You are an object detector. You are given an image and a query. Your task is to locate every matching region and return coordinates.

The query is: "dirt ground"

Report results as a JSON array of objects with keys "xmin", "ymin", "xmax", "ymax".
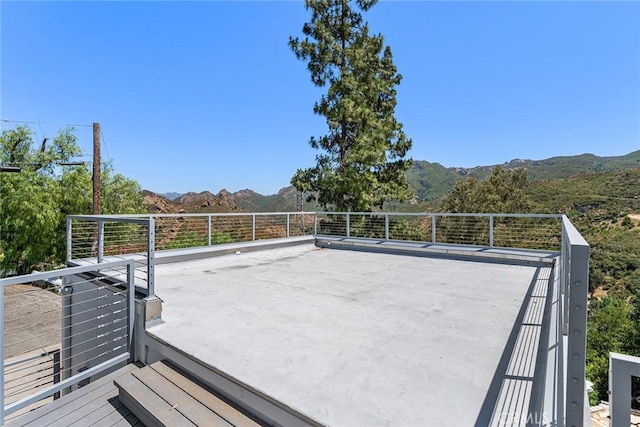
[{"xmin": 4, "ymin": 284, "xmax": 61, "ymax": 358}]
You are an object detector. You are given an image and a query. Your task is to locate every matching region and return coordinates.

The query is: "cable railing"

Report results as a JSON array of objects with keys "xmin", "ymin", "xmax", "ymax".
[
  {"xmin": 314, "ymin": 212, "xmax": 563, "ymax": 251},
  {"xmin": 62, "ymin": 212, "xmax": 591, "ymax": 425},
  {"xmin": 67, "ymin": 213, "xmax": 315, "ymax": 297},
  {"xmin": 0, "ymin": 260, "xmax": 135, "ymax": 424},
  {"xmin": 67, "ymin": 215, "xmax": 153, "ymax": 296}
]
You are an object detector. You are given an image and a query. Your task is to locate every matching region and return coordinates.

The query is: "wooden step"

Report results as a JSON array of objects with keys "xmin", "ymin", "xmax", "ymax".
[{"xmin": 114, "ymin": 360, "xmax": 262, "ymax": 427}]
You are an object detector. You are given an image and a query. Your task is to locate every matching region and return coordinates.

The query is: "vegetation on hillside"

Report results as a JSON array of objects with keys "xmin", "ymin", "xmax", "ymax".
[
  {"xmin": 0, "ymin": 126, "xmax": 144, "ymax": 274},
  {"xmin": 437, "ymin": 166, "xmax": 640, "ymax": 405},
  {"xmin": 526, "ymin": 169, "xmax": 640, "ymax": 405},
  {"xmin": 290, "ymin": 0, "xmax": 413, "ymax": 212},
  {"xmin": 406, "ymin": 150, "xmax": 640, "ymax": 202}
]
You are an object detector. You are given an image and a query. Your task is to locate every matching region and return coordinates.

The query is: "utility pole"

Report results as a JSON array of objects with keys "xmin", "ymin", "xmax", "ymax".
[{"xmin": 92, "ymin": 122, "xmax": 101, "ymax": 215}]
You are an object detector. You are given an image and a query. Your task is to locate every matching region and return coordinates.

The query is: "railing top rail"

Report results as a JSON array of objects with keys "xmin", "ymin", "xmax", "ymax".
[
  {"xmin": 321, "ymin": 212, "xmax": 563, "ymax": 218},
  {"xmin": 69, "ymin": 212, "xmax": 318, "ymax": 219},
  {"xmin": 562, "ymin": 215, "xmax": 589, "ymax": 247},
  {"xmin": 67, "ymin": 215, "xmax": 150, "ymax": 224},
  {"xmin": 69, "ymin": 212, "xmax": 563, "ymax": 219},
  {"xmin": 0, "ymin": 259, "xmax": 135, "ymax": 287}
]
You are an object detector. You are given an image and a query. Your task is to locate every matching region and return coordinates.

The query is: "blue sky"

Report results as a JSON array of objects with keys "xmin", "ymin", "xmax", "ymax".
[{"xmin": 1, "ymin": 1, "xmax": 639, "ymax": 195}]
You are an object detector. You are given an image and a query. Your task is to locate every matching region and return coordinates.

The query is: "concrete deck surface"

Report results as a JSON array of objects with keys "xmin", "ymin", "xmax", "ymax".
[{"xmin": 148, "ymin": 244, "xmax": 539, "ymax": 426}]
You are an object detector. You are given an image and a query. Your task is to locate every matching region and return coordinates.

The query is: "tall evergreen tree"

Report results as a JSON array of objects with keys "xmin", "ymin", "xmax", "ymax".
[{"xmin": 290, "ymin": 0, "xmax": 412, "ymax": 212}]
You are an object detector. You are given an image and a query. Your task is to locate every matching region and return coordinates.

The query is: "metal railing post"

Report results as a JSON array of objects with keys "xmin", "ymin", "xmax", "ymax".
[
  {"xmin": 60, "ymin": 281, "xmax": 72, "ymax": 395},
  {"xmin": 563, "ymin": 232, "xmax": 570, "ymax": 336},
  {"xmin": 564, "ymin": 217, "xmax": 589, "ymax": 427},
  {"xmin": 432, "ymin": 214, "xmax": 437, "ymax": 243},
  {"xmin": 313, "ymin": 214, "xmax": 318, "ymax": 235},
  {"xmin": 286, "ymin": 213, "xmax": 290, "ymax": 238},
  {"xmin": 97, "ymin": 220, "xmax": 104, "ymax": 263},
  {"xmin": 489, "ymin": 215, "xmax": 494, "ymax": 247},
  {"xmin": 147, "ymin": 217, "xmax": 156, "ymax": 298},
  {"xmin": 609, "ymin": 353, "xmax": 640, "ymax": 427},
  {"xmin": 127, "ymin": 261, "xmax": 135, "ymax": 362},
  {"xmin": 384, "ymin": 214, "xmax": 389, "ymax": 240},
  {"xmin": 346, "ymin": 213, "xmax": 350, "ymax": 238},
  {"xmin": 1, "ymin": 273, "xmax": 5, "ymax": 424},
  {"xmin": 207, "ymin": 215, "xmax": 212, "ymax": 246},
  {"xmin": 66, "ymin": 217, "xmax": 73, "ymax": 263},
  {"xmin": 252, "ymin": 214, "xmax": 256, "ymax": 241}
]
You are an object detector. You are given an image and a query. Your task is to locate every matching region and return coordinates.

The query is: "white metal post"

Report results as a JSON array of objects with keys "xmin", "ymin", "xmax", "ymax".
[
  {"xmin": 207, "ymin": 215, "xmax": 212, "ymax": 246},
  {"xmin": 127, "ymin": 261, "xmax": 135, "ymax": 362},
  {"xmin": 286, "ymin": 214, "xmax": 290, "ymax": 238},
  {"xmin": 252, "ymin": 214, "xmax": 256, "ymax": 241},
  {"xmin": 432, "ymin": 215, "xmax": 437, "ymax": 243},
  {"xmin": 313, "ymin": 214, "xmax": 317, "ymax": 235},
  {"xmin": 489, "ymin": 215, "xmax": 494, "ymax": 247},
  {"xmin": 97, "ymin": 220, "xmax": 104, "ymax": 263},
  {"xmin": 1, "ymin": 276, "xmax": 5, "ymax": 424},
  {"xmin": 346, "ymin": 213, "xmax": 350, "ymax": 238},
  {"xmin": 384, "ymin": 214, "xmax": 389, "ymax": 240},
  {"xmin": 564, "ymin": 223, "xmax": 589, "ymax": 427},
  {"xmin": 147, "ymin": 217, "xmax": 155, "ymax": 298},
  {"xmin": 66, "ymin": 217, "xmax": 72, "ymax": 263},
  {"xmin": 609, "ymin": 353, "xmax": 640, "ymax": 427}
]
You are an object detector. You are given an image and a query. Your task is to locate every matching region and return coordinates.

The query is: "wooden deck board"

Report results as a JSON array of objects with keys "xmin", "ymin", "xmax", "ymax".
[
  {"xmin": 7, "ymin": 364, "xmax": 140, "ymax": 427},
  {"xmin": 131, "ymin": 365, "xmax": 233, "ymax": 427},
  {"xmin": 151, "ymin": 361, "xmax": 262, "ymax": 427},
  {"xmin": 38, "ymin": 386, "xmax": 120, "ymax": 426},
  {"xmin": 109, "ymin": 410, "xmax": 142, "ymax": 427},
  {"xmin": 64, "ymin": 391, "xmax": 128, "ymax": 426},
  {"xmin": 115, "ymin": 373, "xmax": 197, "ymax": 427}
]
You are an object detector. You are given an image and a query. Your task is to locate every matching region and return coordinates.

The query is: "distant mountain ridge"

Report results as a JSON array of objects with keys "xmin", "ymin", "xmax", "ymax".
[
  {"xmin": 145, "ymin": 150, "xmax": 640, "ymax": 212},
  {"xmin": 406, "ymin": 150, "xmax": 640, "ymax": 201},
  {"xmin": 160, "ymin": 192, "xmax": 183, "ymax": 201}
]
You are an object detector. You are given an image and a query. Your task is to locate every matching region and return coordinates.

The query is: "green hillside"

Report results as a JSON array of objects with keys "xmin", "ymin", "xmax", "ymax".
[
  {"xmin": 406, "ymin": 150, "xmax": 640, "ymax": 202},
  {"xmin": 527, "ymin": 168, "xmax": 640, "ymax": 405}
]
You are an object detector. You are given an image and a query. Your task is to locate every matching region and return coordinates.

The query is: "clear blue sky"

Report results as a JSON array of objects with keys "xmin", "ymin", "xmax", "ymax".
[{"xmin": 1, "ymin": 1, "xmax": 639, "ymax": 195}]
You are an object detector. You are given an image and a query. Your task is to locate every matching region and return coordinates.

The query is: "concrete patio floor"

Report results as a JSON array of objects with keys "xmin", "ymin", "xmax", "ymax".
[{"xmin": 148, "ymin": 244, "xmax": 542, "ymax": 426}]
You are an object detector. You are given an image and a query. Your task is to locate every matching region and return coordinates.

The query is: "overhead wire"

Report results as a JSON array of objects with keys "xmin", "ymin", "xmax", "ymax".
[
  {"xmin": 100, "ymin": 130, "xmax": 112, "ymax": 164},
  {"xmin": 1, "ymin": 119, "xmax": 92, "ymax": 128}
]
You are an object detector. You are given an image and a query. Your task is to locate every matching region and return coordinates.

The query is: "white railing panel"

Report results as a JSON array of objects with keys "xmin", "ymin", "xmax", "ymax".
[{"xmin": 1, "ymin": 260, "xmax": 135, "ymax": 423}]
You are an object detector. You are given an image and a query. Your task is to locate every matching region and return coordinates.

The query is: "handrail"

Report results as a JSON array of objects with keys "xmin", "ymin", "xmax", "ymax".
[
  {"xmin": 1, "ymin": 259, "xmax": 136, "ymax": 423},
  {"xmin": 63, "ymin": 212, "xmax": 590, "ymax": 426},
  {"xmin": 559, "ymin": 215, "xmax": 590, "ymax": 427}
]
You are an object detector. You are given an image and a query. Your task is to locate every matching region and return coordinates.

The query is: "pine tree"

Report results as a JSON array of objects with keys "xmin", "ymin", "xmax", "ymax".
[{"xmin": 290, "ymin": 0, "xmax": 412, "ymax": 212}]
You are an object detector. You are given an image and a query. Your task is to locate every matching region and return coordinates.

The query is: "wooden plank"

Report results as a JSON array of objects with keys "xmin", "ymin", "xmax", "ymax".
[
  {"xmin": 132, "ymin": 366, "xmax": 233, "ymax": 427},
  {"xmin": 151, "ymin": 361, "xmax": 262, "ymax": 427},
  {"xmin": 38, "ymin": 387, "xmax": 119, "ymax": 426},
  {"xmin": 65, "ymin": 394, "xmax": 127, "ymax": 426},
  {"xmin": 8, "ymin": 364, "xmax": 138, "ymax": 427},
  {"xmin": 109, "ymin": 410, "xmax": 141, "ymax": 427},
  {"xmin": 115, "ymin": 373, "xmax": 196, "ymax": 427}
]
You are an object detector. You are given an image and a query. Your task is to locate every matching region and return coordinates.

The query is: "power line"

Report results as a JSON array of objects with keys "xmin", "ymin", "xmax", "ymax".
[
  {"xmin": 1, "ymin": 119, "xmax": 92, "ymax": 128},
  {"xmin": 100, "ymin": 130, "xmax": 111, "ymax": 164}
]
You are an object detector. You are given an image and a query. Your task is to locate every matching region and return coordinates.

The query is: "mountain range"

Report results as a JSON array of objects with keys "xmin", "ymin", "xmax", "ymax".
[{"xmin": 144, "ymin": 150, "xmax": 640, "ymax": 213}]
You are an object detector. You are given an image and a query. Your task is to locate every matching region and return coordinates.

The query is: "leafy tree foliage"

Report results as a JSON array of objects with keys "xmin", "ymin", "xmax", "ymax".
[
  {"xmin": 586, "ymin": 296, "xmax": 639, "ymax": 405},
  {"xmin": 290, "ymin": 0, "xmax": 413, "ymax": 212},
  {"xmin": 0, "ymin": 126, "xmax": 144, "ymax": 274},
  {"xmin": 440, "ymin": 166, "xmax": 532, "ymax": 213}
]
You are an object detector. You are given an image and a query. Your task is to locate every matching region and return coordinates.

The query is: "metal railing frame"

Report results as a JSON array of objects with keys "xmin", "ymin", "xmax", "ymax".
[
  {"xmin": 609, "ymin": 352, "xmax": 640, "ymax": 427},
  {"xmin": 68, "ymin": 212, "xmax": 567, "ymax": 299},
  {"xmin": 315, "ymin": 212, "xmax": 562, "ymax": 248},
  {"xmin": 0, "ymin": 259, "xmax": 136, "ymax": 424},
  {"xmin": 64, "ymin": 211, "xmax": 591, "ymax": 426},
  {"xmin": 559, "ymin": 216, "xmax": 590, "ymax": 427},
  {"xmin": 67, "ymin": 215, "xmax": 154, "ymax": 297}
]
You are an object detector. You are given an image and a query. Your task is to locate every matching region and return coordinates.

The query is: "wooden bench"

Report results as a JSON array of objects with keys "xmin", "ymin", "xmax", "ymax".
[{"xmin": 114, "ymin": 360, "xmax": 263, "ymax": 427}]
